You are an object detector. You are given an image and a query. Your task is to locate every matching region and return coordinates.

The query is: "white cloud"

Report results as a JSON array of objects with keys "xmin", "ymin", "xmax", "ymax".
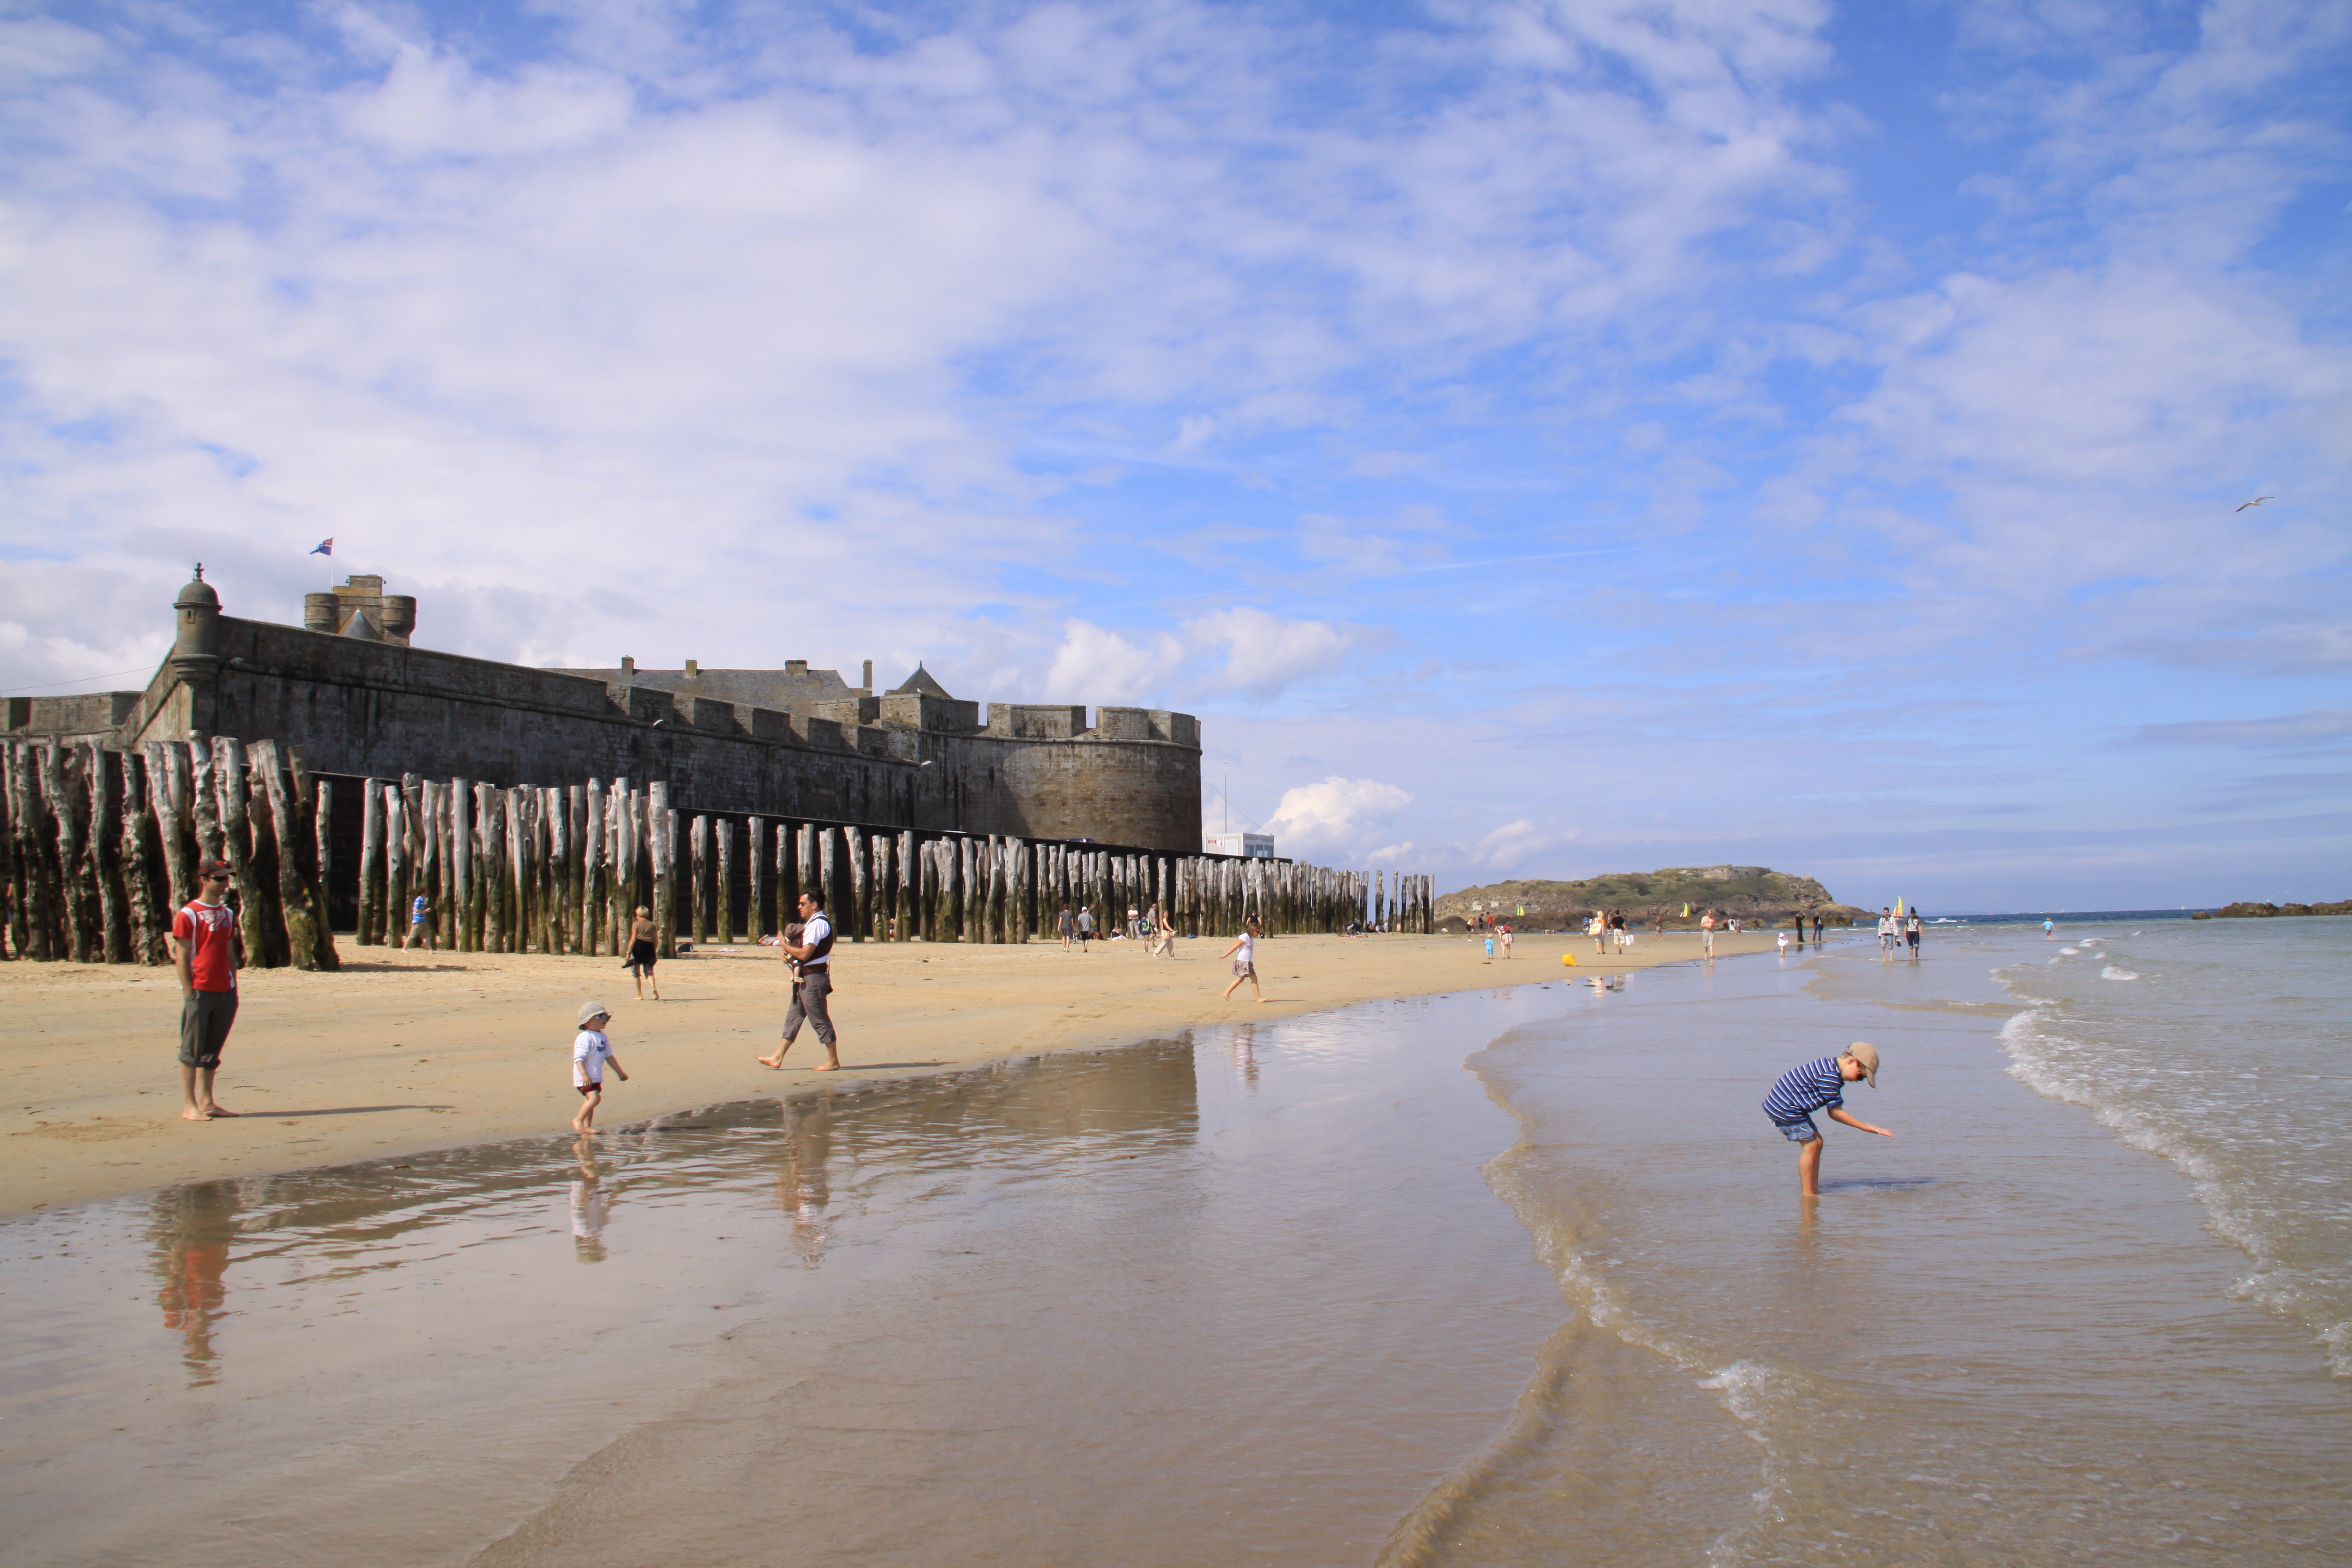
[
  {"xmin": 1263, "ymin": 775, "xmax": 1415, "ymax": 861},
  {"xmin": 1041, "ymin": 619, "xmax": 1181, "ymax": 705},
  {"xmin": 1183, "ymin": 607, "xmax": 1368, "ymax": 699}
]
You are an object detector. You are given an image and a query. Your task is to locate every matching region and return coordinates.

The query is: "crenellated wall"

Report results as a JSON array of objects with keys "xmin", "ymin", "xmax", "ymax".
[{"xmin": 6, "ymin": 576, "xmax": 1206, "ymax": 853}]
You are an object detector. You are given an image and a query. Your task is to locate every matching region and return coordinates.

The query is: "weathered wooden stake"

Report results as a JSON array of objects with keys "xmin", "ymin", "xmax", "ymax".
[
  {"xmin": 383, "ymin": 784, "xmax": 408, "ymax": 956},
  {"xmin": 359, "ymin": 780, "xmax": 383, "ymax": 945},
  {"xmin": 715, "ymin": 817, "xmax": 735, "ymax": 944},
  {"xmin": 689, "ymin": 814, "xmax": 709, "ymax": 945}
]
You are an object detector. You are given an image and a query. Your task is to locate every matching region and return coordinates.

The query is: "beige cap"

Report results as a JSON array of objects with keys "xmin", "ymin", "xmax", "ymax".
[
  {"xmin": 1844, "ymin": 1041, "xmax": 1879, "ymax": 1087},
  {"xmin": 578, "ymin": 1001, "xmax": 611, "ymax": 1027}
]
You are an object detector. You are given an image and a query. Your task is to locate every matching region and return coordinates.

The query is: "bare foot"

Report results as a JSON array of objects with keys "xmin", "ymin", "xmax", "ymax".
[
  {"xmin": 813, "ymin": 1061, "xmax": 841, "ymax": 1072},
  {"xmin": 181, "ymin": 1106, "xmax": 209, "ymax": 1122},
  {"xmin": 756, "ymin": 1054, "xmax": 784, "ymax": 1069},
  {"xmin": 203, "ymin": 1104, "xmax": 239, "ymax": 1117}
]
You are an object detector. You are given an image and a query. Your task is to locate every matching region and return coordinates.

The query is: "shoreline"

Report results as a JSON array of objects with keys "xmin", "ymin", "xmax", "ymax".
[{"xmin": 0, "ymin": 928, "xmax": 1793, "ymax": 1219}]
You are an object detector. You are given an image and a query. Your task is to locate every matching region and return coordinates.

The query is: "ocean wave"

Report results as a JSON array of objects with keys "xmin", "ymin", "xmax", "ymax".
[
  {"xmin": 1993, "ymin": 997, "xmax": 2350, "ymax": 1378},
  {"xmin": 2100, "ymin": 965, "xmax": 2139, "ymax": 980}
]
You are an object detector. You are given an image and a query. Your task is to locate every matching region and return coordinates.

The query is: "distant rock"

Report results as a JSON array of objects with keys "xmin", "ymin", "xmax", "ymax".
[
  {"xmin": 1436, "ymin": 867, "xmax": 1871, "ymax": 931},
  {"xmin": 2216, "ymin": 900, "xmax": 2352, "ymax": 918}
]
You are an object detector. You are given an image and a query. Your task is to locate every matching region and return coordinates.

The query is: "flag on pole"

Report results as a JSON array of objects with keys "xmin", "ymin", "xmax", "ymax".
[{"xmin": 310, "ymin": 538, "xmax": 334, "ymax": 556}]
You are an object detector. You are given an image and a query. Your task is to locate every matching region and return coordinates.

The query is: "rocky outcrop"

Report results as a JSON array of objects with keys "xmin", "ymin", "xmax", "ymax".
[
  {"xmin": 1436, "ymin": 866, "xmax": 1871, "ymax": 931},
  {"xmin": 2215, "ymin": 900, "xmax": 2352, "ymax": 918}
]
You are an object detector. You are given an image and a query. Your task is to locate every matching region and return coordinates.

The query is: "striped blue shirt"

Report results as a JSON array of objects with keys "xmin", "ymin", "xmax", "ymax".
[{"xmin": 1763, "ymin": 1057, "xmax": 1846, "ymax": 1122}]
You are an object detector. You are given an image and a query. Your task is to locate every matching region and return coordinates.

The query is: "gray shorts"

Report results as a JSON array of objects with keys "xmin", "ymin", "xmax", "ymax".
[
  {"xmin": 784, "ymin": 967, "xmax": 835, "ymax": 1048},
  {"xmin": 179, "ymin": 989, "xmax": 238, "ymax": 1069}
]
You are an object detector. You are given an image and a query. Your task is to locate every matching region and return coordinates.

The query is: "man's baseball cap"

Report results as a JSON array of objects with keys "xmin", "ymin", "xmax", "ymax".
[
  {"xmin": 198, "ymin": 859, "xmax": 233, "ymax": 879},
  {"xmin": 578, "ymin": 1001, "xmax": 611, "ymax": 1027},
  {"xmin": 1844, "ymin": 1041, "xmax": 1880, "ymax": 1086}
]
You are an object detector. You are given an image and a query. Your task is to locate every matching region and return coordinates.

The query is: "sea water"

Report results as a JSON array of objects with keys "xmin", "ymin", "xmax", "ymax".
[
  {"xmin": 1403, "ymin": 917, "xmax": 2351, "ymax": 1566},
  {"xmin": 2, "ymin": 921, "xmax": 2346, "ymax": 1565}
]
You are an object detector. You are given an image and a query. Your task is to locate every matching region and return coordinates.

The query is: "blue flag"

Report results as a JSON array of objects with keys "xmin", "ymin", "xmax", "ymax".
[{"xmin": 310, "ymin": 538, "xmax": 334, "ymax": 556}]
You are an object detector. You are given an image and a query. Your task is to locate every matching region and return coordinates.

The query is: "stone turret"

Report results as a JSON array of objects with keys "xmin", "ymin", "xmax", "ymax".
[
  {"xmin": 303, "ymin": 574, "xmax": 416, "ymax": 646},
  {"xmin": 170, "ymin": 566, "xmax": 223, "ymax": 681}
]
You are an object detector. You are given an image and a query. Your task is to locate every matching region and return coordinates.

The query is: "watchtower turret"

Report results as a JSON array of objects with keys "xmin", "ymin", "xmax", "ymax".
[{"xmin": 170, "ymin": 565, "xmax": 223, "ymax": 680}]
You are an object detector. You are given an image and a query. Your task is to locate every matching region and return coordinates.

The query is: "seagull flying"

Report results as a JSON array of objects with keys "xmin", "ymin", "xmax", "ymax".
[{"xmin": 2235, "ymin": 497, "xmax": 2272, "ymax": 512}]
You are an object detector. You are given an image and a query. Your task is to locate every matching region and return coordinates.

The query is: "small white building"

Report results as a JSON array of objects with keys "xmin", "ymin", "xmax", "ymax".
[{"xmin": 1205, "ymin": 832, "xmax": 1275, "ymax": 859}]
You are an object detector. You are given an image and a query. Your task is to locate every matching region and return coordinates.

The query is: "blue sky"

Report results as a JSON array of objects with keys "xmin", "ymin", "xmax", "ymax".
[{"xmin": 0, "ymin": 0, "xmax": 2345, "ymax": 910}]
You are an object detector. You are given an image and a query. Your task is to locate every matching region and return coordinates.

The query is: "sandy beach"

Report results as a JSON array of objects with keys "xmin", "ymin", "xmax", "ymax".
[{"xmin": 0, "ymin": 927, "xmax": 1784, "ymax": 1218}]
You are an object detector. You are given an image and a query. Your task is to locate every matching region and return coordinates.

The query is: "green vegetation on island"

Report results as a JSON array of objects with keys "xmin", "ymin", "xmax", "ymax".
[{"xmin": 1435, "ymin": 866, "xmax": 1869, "ymax": 931}]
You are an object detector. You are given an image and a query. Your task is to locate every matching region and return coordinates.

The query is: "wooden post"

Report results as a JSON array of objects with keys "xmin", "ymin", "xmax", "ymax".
[
  {"xmin": 689, "ymin": 814, "xmax": 709, "ymax": 946},
  {"xmin": 449, "ymin": 778, "xmax": 473, "ymax": 952},
  {"xmin": 77, "ymin": 744, "xmax": 125, "ymax": 963},
  {"xmin": 777, "ymin": 819, "xmax": 798, "ymax": 932},
  {"xmin": 359, "ymin": 780, "xmax": 383, "ymax": 945},
  {"xmin": 856, "ymin": 827, "xmax": 875, "ymax": 940},
  {"xmin": 430, "ymin": 782, "xmax": 452, "ymax": 950},
  {"xmin": 716, "ymin": 817, "xmax": 735, "ymax": 945},
  {"xmin": 382, "ymin": 783, "xmax": 407, "ymax": 955},
  {"xmin": 207, "ymin": 740, "xmax": 270, "ymax": 968},
  {"xmin": 546, "ymin": 788, "xmax": 570, "ymax": 954},
  {"xmin": 745, "ymin": 818, "xmax": 765, "ymax": 941},
  {"xmin": 277, "ymin": 740, "xmax": 339, "ymax": 967},
  {"xmin": 895, "ymin": 830, "xmax": 915, "ymax": 942},
  {"xmin": 477, "ymin": 782, "xmax": 505, "ymax": 953},
  {"xmin": 6, "ymin": 744, "xmax": 46, "ymax": 959},
  {"xmin": 567, "ymin": 784, "xmax": 588, "ymax": 954},
  {"xmin": 115, "ymin": 753, "xmax": 159, "ymax": 964},
  {"xmin": 504, "ymin": 787, "xmax": 529, "ymax": 952},
  {"xmin": 315, "ymin": 778, "xmax": 337, "ymax": 940},
  {"xmin": 36, "ymin": 745, "xmax": 87, "ymax": 962},
  {"xmin": 795, "ymin": 824, "xmax": 815, "ymax": 928},
  {"xmin": 583, "ymin": 783, "xmax": 606, "ymax": 956},
  {"xmin": 145, "ymin": 741, "xmax": 192, "ymax": 921},
  {"xmin": 249, "ymin": 741, "xmax": 323, "ymax": 971},
  {"xmin": 647, "ymin": 784, "xmax": 674, "ymax": 958}
]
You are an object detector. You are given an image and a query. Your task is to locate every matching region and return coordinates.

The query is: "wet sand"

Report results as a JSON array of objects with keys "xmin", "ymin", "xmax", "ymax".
[{"xmin": 0, "ymin": 927, "xmax": 1783, "ymax": 1218}]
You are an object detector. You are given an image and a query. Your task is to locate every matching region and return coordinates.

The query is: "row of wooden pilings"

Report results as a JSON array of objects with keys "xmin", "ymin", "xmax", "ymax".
[
  {"xmin": 3, "ymin": 736, "xmax": 338, "ymax": 970},
  {"xmin": 0, "ymin": 735, "xmax": 1434, "ymax": 965},
  {"xmin": 350, "ymin": 770, "xmax": 1435, "ymax": 956}
]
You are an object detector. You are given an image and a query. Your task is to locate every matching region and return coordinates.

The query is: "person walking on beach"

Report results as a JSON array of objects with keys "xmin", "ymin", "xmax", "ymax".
[
  {"xmin": 759, "ymin": 890, "xmax": 842, "ymax": 1072},
  {"xmin": 1612, "ymin": 908, "xmax": 1628, "ymax": 951},
  {"xmin": 1812, "ymin": 913, "xmax": 1824, "ymax": 943},
  {"xmin": 1058, "ymin": 905, "xmax": 1075, "ymax": 951},
  {"xmin": 625, "ymin": 907, "xmax": 661, "ymax": 1001},
  {"xmin": 1076, "ymin": 906, "xmax": 1095, "ymax": 951},
  {"xmin": 1762, "ymin": 1042, "xmax": 1889, "ymax": 1198},
  {"xmin": 1591, "ymin": 913, "xmax": 1607, "ymax": 955},
  {"xmin": 1700, "ymin": 909, "xmax": 1716, "ymax": 958},
  {"xmin": 2044, "ymin": 918, "xmax": 2057, "ymax": 939},
  {"xmin": 1221, "ymin": 919, "xmax": 1265, "ymax": 1002},
  {"xmin": 1906, "ymin": 909, "xmax": 1923, "ymax": 961},
  {"xmin": 1499, "ymin": 923, "xmax": 1513, "ymax": 960},
  {"xmin": 1777, "ymin": 929, "xmax": 1790, "ymax": 957},
  {"xmin": 170, "ymin": 859, "xmax": 243, "ymax": 1122},
  {"xmin": 571, "ymin": 1002, "xmax": 630, "ymax": 1134},
  {"xmin": 407, "ymin": 891, "xmax": 437, "ymax": 952},
  {"xmin": 1877, "ymin": 908, "xmax": 1895, "ymax": 959}
]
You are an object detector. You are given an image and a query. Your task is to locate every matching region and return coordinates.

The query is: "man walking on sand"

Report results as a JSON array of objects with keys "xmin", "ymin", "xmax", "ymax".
[
  {"xmin": 1700, "ymin": 909, "xmax": 1716, "ymax": 958},
  {"xmin": 758, "ymin": 890, "xmax": 842, "ymax": 1072},
  {"xmin": 170, "ymin": 860, "xmax": 243, "ymax": 1121}
]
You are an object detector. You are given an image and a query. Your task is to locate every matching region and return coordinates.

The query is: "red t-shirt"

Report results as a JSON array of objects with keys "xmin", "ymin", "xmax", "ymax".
[{"xmin": 172, "ymin": 900, "xmax": 240, "ymax": 992}]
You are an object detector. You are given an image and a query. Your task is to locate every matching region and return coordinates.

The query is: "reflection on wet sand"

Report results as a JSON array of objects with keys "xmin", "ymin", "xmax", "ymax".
[
  {"xmin": 149, "ymin": 1181, "xmax": 237, "ymax": 1386},
  {"xmin": 570, "ymin": 1137, "xmax": 611, "ymax": 1263},
  {"xmin": 776, "ymin": 1094, "xmax": 833, "ymax": 1265}
]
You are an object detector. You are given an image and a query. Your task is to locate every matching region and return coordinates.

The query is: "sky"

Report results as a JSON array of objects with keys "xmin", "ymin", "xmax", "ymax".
[{"xmin": 0, "ymin": 0, "xmax": 2346, "ymax": 912}]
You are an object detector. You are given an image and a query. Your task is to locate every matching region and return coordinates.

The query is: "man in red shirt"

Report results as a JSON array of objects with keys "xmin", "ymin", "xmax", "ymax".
[{"xmin": 171, "ymin": 860, "xmax": 243, "ymax": 1121}]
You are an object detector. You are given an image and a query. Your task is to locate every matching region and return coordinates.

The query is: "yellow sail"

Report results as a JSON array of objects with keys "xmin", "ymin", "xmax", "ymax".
[{"xmin": 1682, "ymin": 903, "xmax": 1690, "ymax": 918}]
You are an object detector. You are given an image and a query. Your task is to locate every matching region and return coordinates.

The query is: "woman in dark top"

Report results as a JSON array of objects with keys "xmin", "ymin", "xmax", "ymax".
[{"xmin": 626, "ymin": 906, "xmax": 662, "ymax": 1001}]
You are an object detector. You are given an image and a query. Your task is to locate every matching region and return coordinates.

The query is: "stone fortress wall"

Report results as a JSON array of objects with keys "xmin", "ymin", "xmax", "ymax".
[{"xmin": 5, "ymin": 571, "xmax": 1204, "ymax": 854}]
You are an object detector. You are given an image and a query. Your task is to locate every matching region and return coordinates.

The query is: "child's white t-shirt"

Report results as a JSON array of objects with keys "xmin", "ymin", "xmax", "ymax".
[{"xmin": 573, "ymin": 1029, "xmax": 614, "ymax": 1087}]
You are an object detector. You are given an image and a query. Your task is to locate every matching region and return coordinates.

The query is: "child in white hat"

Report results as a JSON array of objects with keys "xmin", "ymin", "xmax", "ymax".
[
  {"xmin": 1762, "ymin": 1042, "xmax": 1889, "ymax": 1197},
  {"xmin": 571, "ymin": 1002, "xmax": 630, "ymax": 1134}
]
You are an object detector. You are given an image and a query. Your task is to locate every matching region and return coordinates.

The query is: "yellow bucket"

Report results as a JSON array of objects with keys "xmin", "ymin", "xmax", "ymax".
[{"xmin": 1561, "ymin": 953, "xmax": 1577, "ymax": 967}]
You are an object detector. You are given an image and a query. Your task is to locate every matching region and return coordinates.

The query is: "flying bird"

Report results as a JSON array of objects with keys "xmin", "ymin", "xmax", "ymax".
[
  {"xmin": 310, "ymin": 537, "xmax": 335, "ymax": 555},
  {"xmin": 2235, "ymin": 497, "xmax": 2272, "ymax": 512}
]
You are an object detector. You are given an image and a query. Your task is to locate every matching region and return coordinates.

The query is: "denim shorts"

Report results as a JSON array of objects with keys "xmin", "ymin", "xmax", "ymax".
[{"xmin": 1771, "ymin": 1114, "xmax": 1822, "ymax": 1144}]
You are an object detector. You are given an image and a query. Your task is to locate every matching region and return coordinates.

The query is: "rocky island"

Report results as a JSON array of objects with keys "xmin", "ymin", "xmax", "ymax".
[{"xmin": 1435, "ymin": 865, "xmax": 1869, "ymax": 932}]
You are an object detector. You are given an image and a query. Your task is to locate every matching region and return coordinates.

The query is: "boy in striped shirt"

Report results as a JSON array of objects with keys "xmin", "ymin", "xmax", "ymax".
[{"xmin": 1763, "ymin": 1043, "xmax": 1890, "ymax": 1197}]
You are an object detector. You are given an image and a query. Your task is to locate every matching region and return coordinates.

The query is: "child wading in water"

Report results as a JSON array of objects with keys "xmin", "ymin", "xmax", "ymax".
[
  {"xmin": 1762, "ymin": 1042, "xmax": 1889, "ymax": 1197},
  {"xmin": 572, "ymin": 1002, "xmax": 630, "ymax": 1134}
]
